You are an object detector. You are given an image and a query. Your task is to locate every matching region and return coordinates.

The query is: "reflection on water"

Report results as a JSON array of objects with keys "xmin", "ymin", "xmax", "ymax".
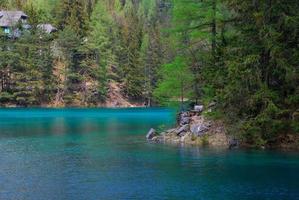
[
  {"xmin": 0, "ymin": 108, "xmax": 299, "ymax": 200},
  {"xmin": 0, "ymin": 108, "xmax": 175, "ymax": 138}
]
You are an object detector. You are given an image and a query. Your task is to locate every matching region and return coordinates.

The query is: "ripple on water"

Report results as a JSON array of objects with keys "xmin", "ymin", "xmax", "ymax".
[{"xmin": 0, "ymin": 108, "xmax": 298, "ymax": 200}]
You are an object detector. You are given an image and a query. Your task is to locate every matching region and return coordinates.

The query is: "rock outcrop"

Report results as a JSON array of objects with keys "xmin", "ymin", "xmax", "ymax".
[{"xmin": 147, "ymin": 105, "xmax": 230, "ymax": 148}]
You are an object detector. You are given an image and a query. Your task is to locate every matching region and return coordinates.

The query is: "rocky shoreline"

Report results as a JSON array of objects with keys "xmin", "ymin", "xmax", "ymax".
[{"xmin": 147, "ymin": 105, "xmax": 238, "ymax": 149}]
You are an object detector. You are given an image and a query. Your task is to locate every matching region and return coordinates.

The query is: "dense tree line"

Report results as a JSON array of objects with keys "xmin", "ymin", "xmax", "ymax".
[
  {"xmin": 155, "ymin": 0, "xmax": 299, "ymax": 147},
  {"xmin": 0, "ymin": 0, "xmax": 171, "ymax": 106},
  {"xmin": 0, "ymin": 0, "xmax": 298, "ymax": 146}
]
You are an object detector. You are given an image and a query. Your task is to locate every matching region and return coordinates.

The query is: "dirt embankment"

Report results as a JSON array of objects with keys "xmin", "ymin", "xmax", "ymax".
[
  {"xmin": 49, "ymin": 60, "xmax": 144, "ymax": 108},
  {"xmin": 2, "ymin": 80, "xmax": 144, "ymax": 108},
  {"xmin": 100, "ymin": 81, "xmax": 144, "ymax": 108}
]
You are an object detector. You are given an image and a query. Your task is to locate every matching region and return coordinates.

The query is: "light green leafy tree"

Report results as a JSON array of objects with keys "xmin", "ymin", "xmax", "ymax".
[{"xmin": 154, "ymin": 56, "xmax": 194, "ymax": 109}]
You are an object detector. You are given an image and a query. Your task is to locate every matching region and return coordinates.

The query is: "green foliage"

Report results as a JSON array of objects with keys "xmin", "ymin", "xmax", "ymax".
[
  {"xmin": 119, "ymin": 1, "xmax": 144, "ymax": 99},
  {"xmin": 204, "ymin": 110, "xmax": 223, "ymax": 120},
  {"xmin": 86, "ymin": 1, "xmax": 116, "ymax": 102},
  {"xmin": 55, "ymin": 0, "xmax": 88, "ymax": 37},
  {"xmin": 154, "ymin": 56, "xmax": 194, "ymax": 107},
  {"xmin": 163, "ymin": 0, "xmax": 299, "ymax": 147},
  {"xmin": 0, "ymin": 92, "xmax": 14, "ymax": 104},
  {"xmin": 218, "ymin": 0, "xmax": 299, "ymax": 145},
  {"xmin": 0, "ymin": 30, "xmax": 56, "ymax": 106}
]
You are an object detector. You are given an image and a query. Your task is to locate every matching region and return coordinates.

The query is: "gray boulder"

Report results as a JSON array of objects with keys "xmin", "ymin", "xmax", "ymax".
[
  {"xmin": 175, "ymin": 124, "xmax": 190, "ymax": 135},
  {"xmin": 194, "ymin": 105, "xmax": 204, "ymax": 112},
  {"xmin": 180, "ymin": 116, "xmax": 191, "ymax": 125},
  {"xmin": 179, "ymin": 112, "xmax": 191, "ymax": 125},
  {"xmin": 190, "ymin": 124, "xmax": 209, "ymax": 136},
  {"xmin": 146, "ymin": 128, "xmax": 156, "ymax": 140},
  {"xmin": 181, "ymin": 112, "xmax": 189, "ymax": 117}
]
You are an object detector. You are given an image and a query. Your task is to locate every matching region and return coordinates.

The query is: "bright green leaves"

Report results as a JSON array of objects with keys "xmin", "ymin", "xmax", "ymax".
[{"xmin": 154, "ymin": 56, "xmax": 194, "ymax": 106}]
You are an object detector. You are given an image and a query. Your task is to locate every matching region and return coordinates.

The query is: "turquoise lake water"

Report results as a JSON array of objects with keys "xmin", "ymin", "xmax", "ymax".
[{"xmin": 0, "ymin": 108, "xmax": 299, "ymax": 200}]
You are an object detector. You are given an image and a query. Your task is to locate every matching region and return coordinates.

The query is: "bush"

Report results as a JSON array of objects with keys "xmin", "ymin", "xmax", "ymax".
[{"xmin": 204, "ymin": 110, "xmax": 223, "ymax": 120}]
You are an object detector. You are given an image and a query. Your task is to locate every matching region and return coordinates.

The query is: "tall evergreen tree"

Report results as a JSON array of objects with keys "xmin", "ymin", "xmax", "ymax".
[
  {"xmin": 86, "ymin": 0, "xmax": 118, "ymax": 102},
  {"xmin": 119, "ymin": 1, "xmax": 144, "ymax": 100},
  {"xmin": 57, "ymin": 0, "xmax": 88, "ymax": 37}
]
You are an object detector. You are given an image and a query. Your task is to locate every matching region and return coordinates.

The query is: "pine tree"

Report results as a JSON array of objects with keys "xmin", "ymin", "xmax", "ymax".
[
  {"xmin": 56, "ymin": 0, "xmax": 88, "ymax": 37},
  {"xmin": 86, "ymin": 0, "xmax": 118, "ymax": 103},
  {"xmin": 220, "ymin": 0, "xmax": 299, "ymax": 145},
  {"xmin": 139, "ymin": 0, "xmax": 164, "ymax": 106},
  {"xmin": 120, "ymin": 1, "xmax": 144, "ymax": 100},
  {"xmin": 56, "ymin": 26, "xmax": 81, "ymax": 104}
]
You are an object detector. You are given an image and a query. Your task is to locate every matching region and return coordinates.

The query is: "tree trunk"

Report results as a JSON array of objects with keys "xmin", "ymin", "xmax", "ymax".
[
  {"xmin": 180, "ymin": 80, "xmax": 184, "ymax": 111},
  {"xmin": 211, "ymin": 0, "xmax": 217, "ymax": 62}
]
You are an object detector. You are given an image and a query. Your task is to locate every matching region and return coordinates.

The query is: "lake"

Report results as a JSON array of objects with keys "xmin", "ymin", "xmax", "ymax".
[{"xmin": 0, "ymin": 108, "xmax": 298, "ymax": 200}]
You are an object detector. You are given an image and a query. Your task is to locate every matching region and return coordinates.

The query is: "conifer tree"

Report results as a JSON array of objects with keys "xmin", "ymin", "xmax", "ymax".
[{"xmin": 120, "ymin": 1, "xmax": 144, "ymax": 99}]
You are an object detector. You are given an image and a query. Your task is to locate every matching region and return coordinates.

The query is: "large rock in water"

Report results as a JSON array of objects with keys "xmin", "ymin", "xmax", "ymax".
[{"xmin": 146, "ymin": 128, "xmax": 156, "ymax": 140}]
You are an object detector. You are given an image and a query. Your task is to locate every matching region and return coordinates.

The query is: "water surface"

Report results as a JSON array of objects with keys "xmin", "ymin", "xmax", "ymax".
[{"xmin": 0, "ymin": 108, "xmax": 298, "ymax": 200}]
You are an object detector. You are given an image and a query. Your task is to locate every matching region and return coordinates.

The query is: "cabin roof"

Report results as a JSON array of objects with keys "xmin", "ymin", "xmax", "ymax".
[{"xmin": 0, "ymin": 11, "xmax": 28, "ymax": 27}]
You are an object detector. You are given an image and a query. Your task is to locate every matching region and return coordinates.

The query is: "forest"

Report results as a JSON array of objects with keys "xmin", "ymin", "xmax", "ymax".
[{"xmin": 0, "ymin": 0, "xmax": 298, "ymax": 146}]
